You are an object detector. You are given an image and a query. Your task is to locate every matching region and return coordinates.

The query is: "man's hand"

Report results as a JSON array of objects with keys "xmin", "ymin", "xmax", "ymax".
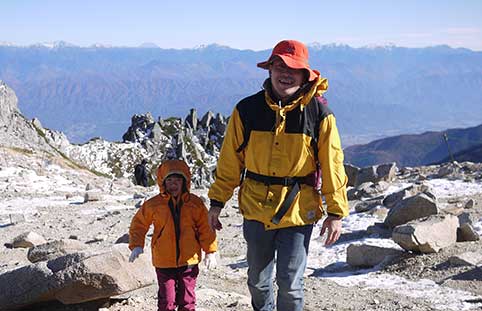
[
  {"xmin": 320, "ymin": 215, "xmax": 342, "ymax": 246},
  {"xmin": 208, "ymin": 206, "xmax": 223, "ymax": 231},
  {"xmin": 129, "ymin": 247, "xmax": 144, "ymax": 262}
]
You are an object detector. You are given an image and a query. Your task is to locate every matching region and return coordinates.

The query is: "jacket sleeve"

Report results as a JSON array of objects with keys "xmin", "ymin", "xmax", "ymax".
[
  {"xmin": 128, "ymin": 202, "xmax": 153, "ymax": 250},
  {"xmin": 194, "ymin": 200, "xmax": 218, "ymax": 253},
  {"xmin": 317, "ymin": 114, "xmax": 349, "ymax": 217},
  {"xmin": 208, "ymin": 107, "xmax": 245, "ymax": 206}
]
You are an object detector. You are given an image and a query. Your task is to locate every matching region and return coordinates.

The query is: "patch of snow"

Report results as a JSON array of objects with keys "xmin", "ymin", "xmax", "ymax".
[
  {"xmin": 329, "ymin": 273, "xmax": 482, "ymax": 310},
  {"xmin": 472, "ymin": 218, "xmax": 482, "ymax": 236},
  {"xmin": 426, "ymin": 179, "xmax": 482, "ymax": 198}
]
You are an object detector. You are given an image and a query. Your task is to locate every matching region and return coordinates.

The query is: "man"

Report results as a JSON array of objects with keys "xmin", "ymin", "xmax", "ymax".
[
  {"xmin": 208, "ymin": 40, "xmax": 349, "ymax": 311},
  {"xmin": 134, "ymin": 159, "xmax": 149, "ymax": 187}
]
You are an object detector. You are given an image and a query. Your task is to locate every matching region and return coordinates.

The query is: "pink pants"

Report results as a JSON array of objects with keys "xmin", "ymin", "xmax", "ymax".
[{"xmin": 155, "ymin": 265, "xmax": 199, "ymax": 311}]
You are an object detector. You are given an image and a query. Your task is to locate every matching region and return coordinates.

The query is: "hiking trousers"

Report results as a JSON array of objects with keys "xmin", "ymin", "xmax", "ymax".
[
  {"xmin": 155, "ymin": 265, "xmax": 199, "ymax": 311},
  {"xmin": 243, "ymin": 219, "xmax": 313, "ymax": 311}
]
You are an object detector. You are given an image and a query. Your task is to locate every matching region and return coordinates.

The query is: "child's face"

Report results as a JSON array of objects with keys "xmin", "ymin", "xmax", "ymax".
[{"xmin": 165, "ymin": 175, "xmax": 184, "ymax": 197}]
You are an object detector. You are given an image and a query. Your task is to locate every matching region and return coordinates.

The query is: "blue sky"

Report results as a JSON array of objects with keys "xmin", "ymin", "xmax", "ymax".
[{"xmin": 2, "ymin": 0, "xmax": 482, "ymax": 50}]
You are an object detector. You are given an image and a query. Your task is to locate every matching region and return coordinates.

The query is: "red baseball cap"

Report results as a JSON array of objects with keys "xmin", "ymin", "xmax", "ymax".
[{"xmin": 257, "ymin": 40, "xmax": 320, "ymax": 81}]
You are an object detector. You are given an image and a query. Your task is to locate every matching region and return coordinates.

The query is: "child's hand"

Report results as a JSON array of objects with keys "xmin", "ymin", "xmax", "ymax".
[
  {"xmin": 204, "ymin": 252, "xmax": 217, "ymax": 270},
  {"xmin": 129, "ymin": 247, "xmax": 144, "ymax": 262}
]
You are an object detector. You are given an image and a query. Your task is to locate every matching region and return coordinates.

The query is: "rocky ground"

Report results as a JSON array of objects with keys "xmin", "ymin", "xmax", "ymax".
[{"xmin": 1, "ymin": 148, "xmax": 481, "ymax": 311}]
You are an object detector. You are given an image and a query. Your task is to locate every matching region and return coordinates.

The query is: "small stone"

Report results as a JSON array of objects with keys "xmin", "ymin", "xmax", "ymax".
[
  {"xmin": 9, "ymin": 213, "xmax": 25, "ymax": 225},
  {"xmin": 465, "ymin": 199, "xmax": 475, "ymax": 209}
]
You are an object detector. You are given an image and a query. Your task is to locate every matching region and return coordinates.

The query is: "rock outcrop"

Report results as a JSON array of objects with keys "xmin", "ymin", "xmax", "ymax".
[
  {"xmin": 392, "ymin": 214, "xmax": 459, "ymax": 253},
  {"xmin": 346, "ymin": 244, "xmax": 403, "ymax": 267},
  {"xmin": 384, "ymin": 193, "xmax": 439, "ymax": 228},
  {"xmin": 0, "ymin": 81, "xmax": 68, "ymax": 154},
  {"xmin": 0, "ymin": 245, "xmax": 155, "ymax": 310}
]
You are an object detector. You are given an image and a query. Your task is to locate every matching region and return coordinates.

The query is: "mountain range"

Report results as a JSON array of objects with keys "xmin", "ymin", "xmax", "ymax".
[
  {"xmin": 1, "ymin": 42, "xmax": 481, "ymax": 143},
  {"xmin": 344, "ymin": 123, "xmax": 482, "ymax": 167}
]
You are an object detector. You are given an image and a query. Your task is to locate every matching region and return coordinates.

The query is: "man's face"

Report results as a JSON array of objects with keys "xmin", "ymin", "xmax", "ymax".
[
  {"xmin": 165, "ymin": 175, "xmax": 184, "ymax": 197},
  {"xmin": 269, "ymin": 58, "xmax": 306, "ymax": 101}
]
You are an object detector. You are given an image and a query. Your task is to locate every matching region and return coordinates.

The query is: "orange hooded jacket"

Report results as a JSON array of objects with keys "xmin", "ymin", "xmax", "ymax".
[{"xmin": 129, "ymin": 159, "xmax": 217, "ymax": 268}]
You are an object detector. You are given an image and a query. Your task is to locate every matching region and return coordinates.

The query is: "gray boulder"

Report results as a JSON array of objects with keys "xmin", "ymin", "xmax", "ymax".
[
  {"xmin": 347, "ymin": 244, "xmax": 403, "ymax": 267},
  {"xmin": 27, "ymin": 239, "xmax": 88, "ymax": 263},
  {"xmin": 448, "ymin": 252, "xmax": 482, "ymax": 266},
  {"xmin": 392, "ymin": 214, "xmax": 459, "ymax": 253},
  {"xmin": 437, "ymin": 162, "xmax": 462, "ymax": 178},
  {"xmin": 464, "ymin": 199, "xmax": 475, "ymax": 209},
  {"xmin": 12, "ymin": 231, "xmax": 47, "ymax": 248},
  {"xmin": 382, "ymin": 183, "xmax": 430, "ymax": 208},
  {"xmin": 84, "ymin": 190, "xmax": 103, "ymax": 202},
  {"xmin": 0, "ymin": 244, "xmax": 155, "ymax": 309},
  {"xmin": 457, "ymin": 223, "xmax": 480, "ymax": 242},
  {"xmin": 344, "ymin": 163, "xmax": 359, "ymax": 187},
  {"xmin": 356, "ymin": 163, "xmax": 397, "ymax": 187},
  {"xmin": 384, "ymin": 193, "xmax": 438, "ymax": 228},
  {"xmin": 354, "ymin": 199, "xmax": 383, "ymax": 213}
]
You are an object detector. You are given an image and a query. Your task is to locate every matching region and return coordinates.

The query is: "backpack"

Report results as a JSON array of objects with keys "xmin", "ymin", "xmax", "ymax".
[{"xmin": 236, "ymin": 95, "xmax": 331, "ymax": 191}]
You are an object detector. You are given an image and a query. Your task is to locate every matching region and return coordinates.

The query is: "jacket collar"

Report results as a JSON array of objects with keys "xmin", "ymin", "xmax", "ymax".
[{"xmin": 263, "ymin": 76, "xmax": 328, "ymax": 112}]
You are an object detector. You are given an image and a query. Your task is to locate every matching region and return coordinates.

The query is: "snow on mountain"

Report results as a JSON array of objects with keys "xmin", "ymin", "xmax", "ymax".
[
  {"xmin": 29, "ymin": 41, "xmax": 78, "ymax": 49},
  {"xmin": 88, "ymin": 42, "xmax": 114, "ymax": 49},
  {"xmin": 138, "ymin": 42, "xmax": 160, "ymax": 48},
  {"xmin": 307, "ymin": 42, "xmax": 352, "ymax": 50},
  {"xmin": 0, "ymin": 41, "xmax": 15, "ymax": 47}
]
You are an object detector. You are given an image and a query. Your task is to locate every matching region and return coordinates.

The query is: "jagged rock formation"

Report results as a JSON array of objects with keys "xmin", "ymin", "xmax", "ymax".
[
  {"xmin": 66, "ymin": 109, "xmax": 227, "ymax": 188},
  {"xmin": 0, "ymin": 81, "xmax": 224, "ymax": 188},
  {"xmin": 118, "ymin": 109, "xmax": 227, "ymax": 187},
  {"xmin": 0, "ymin": 81, "xmax": 70, "ymax": 154}
]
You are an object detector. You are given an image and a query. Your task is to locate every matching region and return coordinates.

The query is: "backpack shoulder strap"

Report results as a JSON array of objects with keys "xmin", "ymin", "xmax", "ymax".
[
  {"xmin": 236, "ymin": 91, "xmax": 264, "ymax": 153},
  {"xmin": 305, "ymin": 96, "xmax": 333, "ymax": 163},
  {"xmin": 236, "ymin": 117, "xmax": 251, "ymax": 152},
  {"xmin": 305, "ymin": 97, "xmax": 320, "ymax": 161}
]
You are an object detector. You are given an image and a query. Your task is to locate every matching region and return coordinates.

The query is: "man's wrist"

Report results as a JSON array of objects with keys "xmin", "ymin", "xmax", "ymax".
[
  {"xmin": 327, "ymin": 213, "xmax": 343, "ymax": 220},
  {"xmin": 210, "ymin": 199, "xmax": 224, "ymax": 209}
]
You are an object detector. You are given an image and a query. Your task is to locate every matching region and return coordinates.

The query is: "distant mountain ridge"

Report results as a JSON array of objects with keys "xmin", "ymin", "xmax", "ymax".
[
  {"xmin": 438, "ymin": 144, "xmax": 482, "ymax": 164},
  {"xmin": 1, "ymin": 43, "xmax": 481, "ymax": 143},
  {"xmin": 344, "ymin": 123, "xmax": 482, "ymax": 167}
]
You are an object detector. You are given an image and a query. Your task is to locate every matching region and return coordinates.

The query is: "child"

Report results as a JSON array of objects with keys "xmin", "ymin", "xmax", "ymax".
[{"xmin": 129, "ymin": 159, "xmax": 218, "ymax": 311}]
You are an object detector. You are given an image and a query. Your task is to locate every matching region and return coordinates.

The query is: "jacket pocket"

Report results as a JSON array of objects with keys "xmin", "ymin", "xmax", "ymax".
[{"xmin": 240, "ymin": 179, "xmax": 268, "ymax": 207}]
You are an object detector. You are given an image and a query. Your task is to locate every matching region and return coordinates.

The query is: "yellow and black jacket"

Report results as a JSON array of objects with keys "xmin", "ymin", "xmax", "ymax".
[{"xmin": 208, "ymin": 77, "xmax": 349, "ymax": 230}]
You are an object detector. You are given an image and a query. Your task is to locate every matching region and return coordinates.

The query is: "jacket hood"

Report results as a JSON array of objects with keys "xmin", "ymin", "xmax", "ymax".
[
  {"xmin": 263, "ymin": 76, "xmax": 328, "ymax": 112},
  {"xmin": 157, "ymin": 159, "xmax": 191, "ymax": 195}
]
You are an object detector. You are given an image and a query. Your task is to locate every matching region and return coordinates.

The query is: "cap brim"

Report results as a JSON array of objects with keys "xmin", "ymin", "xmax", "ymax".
[
  {"xmin": 257, "ymin": 60, "xmax": 271, "ymax": 69},
  {"xmin": 257, "ymin": 55, "xmax": 319, "ymax": 81}
]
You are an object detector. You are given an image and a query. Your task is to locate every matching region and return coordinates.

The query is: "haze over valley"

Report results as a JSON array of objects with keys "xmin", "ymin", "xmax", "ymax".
[{"xmin": 1, "ymin": 42, "xmax": 481, "ymax": 145}]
